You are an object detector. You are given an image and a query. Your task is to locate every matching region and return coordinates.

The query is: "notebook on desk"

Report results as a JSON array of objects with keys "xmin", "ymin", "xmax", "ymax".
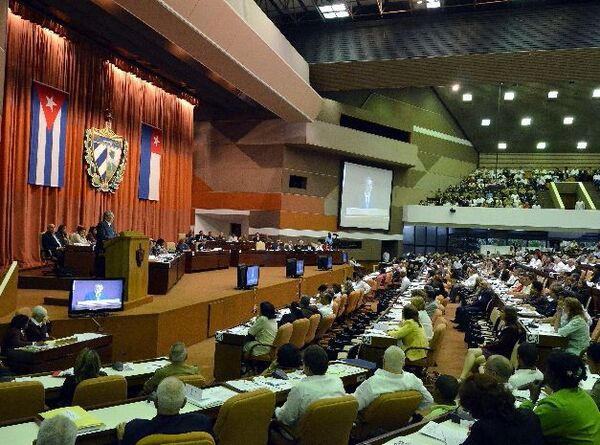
[{"xmin": 39, "ymin": 406, "xmax": 104, "ymax": 433}]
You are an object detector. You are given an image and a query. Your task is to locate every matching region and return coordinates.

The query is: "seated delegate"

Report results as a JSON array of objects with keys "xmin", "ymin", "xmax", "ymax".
[
  {"xmin": 586, "ymin": 343, "xmax": 600, "ymax": 409},
  {"xmin": 59, "ymin": 348, "xmax": 107, "ymax": 406},
  {"xmin": 118, "ymin": 377, "xmax": 212, "ymax": 445},
  {"xmin": 37, "ymin": 415, "xmax": 78, "ymax": 445},
  {"xmin": 143, "ymin": 342, "xmax": 203, "ymax": 394},
  {"xmin": 508, "ymin": 343, "xmax": 543, "ymax": 390},
  {"xmin": 459, "ymin": 374, "xmax": 544, "ymax": 445},
  {"xmin": 387, "ymin": 304, "xmax": 429, "ymax": 362},
  {"xmin": 522, "ymin": 350, "xmax": 600, "ymax": 445},
  {"xmin": 1, "ymin": 314, "xmax": 33, "ymax": 353},
  {"xmin": 424, "ymin": 374, "xmax": 459, "ymax": 419},
  {"xmin": 353, "ymin": 346, "xmax": 433, "ymax": 412},
  {"xmin": 274, "ymin": 345, "xmax": 346, "ymax": 428},
  {"xmin": 243, "ymin": 301, "xmax": 278, "ymax": 359},
  {"xmin": 554, "ymin": 297, "xmax": 591, "ymax": 357},
  {"xmin": 262, "ymin": 343, "xmax": 302, "ymax": 376},
  {"xmin": 25, "ymin": 305, "xmax": 52, "ymax": 342}
]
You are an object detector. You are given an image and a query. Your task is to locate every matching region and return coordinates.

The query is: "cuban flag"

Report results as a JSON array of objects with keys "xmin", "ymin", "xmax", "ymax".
[
  {"xmin": 28, "ymin": 82, "xmax": 68, "ymax": 187},
  {"xmin": 138, "ymin": 123, "xmax": 162, "ymax": 201}
]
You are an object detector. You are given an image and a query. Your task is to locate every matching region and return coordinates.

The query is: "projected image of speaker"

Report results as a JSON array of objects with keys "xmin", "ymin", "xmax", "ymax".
[
  {"xmin": 317, "ymin": 255, "xmax": 333, "ymax": 271},
  {"xmin": 237, "ymin": 264, "xmax": 260, "ymax": 289},
  {"xmin": 286, "ymin": 258, "xmax": 304, "ymax": 278}
]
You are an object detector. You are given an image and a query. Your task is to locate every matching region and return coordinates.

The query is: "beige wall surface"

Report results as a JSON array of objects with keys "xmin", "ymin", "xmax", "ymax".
[{"xmin": 479, "ymin": 153, "xmax": 600, "ymax": 169}]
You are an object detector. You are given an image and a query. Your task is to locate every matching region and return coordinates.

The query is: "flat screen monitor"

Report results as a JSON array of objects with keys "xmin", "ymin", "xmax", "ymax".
[
  {"xmin": 318, "ymin": 255, "xmax": 333, "ymax": 271},
  {"xmin": 68, "ymin": 279, "xmax": 125, "ymax": 317},
  {"xmin": 339, "ymin": 162, "xmax": 393, "ymax": 230},
  {"xmin": 237, "ymin": 264, "xmax": 260, "ymax": 289},
  {"xmin": 296, "ymin": 259, "xmax": 305, "ymax": 277}
]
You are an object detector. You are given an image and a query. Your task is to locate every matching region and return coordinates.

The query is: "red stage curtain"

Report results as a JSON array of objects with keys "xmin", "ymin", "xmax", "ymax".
[{"xmin": 0, "ymin": 11, "xmax": 194, "ymax": 268}]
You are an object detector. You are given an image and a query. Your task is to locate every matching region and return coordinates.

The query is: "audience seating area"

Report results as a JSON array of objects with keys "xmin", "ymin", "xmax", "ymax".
[{"xmin": 422, "ymin": 168, "xmax": 600, "ymax": 208}]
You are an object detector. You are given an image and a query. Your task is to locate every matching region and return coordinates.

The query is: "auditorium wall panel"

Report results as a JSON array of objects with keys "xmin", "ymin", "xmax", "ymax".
[
  {"xmin": 479, "ymin": 153, "xmax": 600, "ymax": 169},
  {"xmin": 0, "ymin": 10, "xmax": 194, "ymax": 268}
]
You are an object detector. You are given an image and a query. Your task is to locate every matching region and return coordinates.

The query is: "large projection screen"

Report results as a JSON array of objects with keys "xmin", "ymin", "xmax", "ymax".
[{"xmin": 339, "ymin": 162, "xmax": 393, "ymax": 230}]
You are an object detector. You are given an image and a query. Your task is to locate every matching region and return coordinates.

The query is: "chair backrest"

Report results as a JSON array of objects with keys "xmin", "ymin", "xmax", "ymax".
[
  {"xmin": 214, "ymin": 388, "xmax": 275, "ymax": 445},
  {"xmin": 358, "ymin": 390, "xmax": 422, "ymax": 439},
  {"xmin": 136, "ymin": 432, "xmax": 215, "ymax": 445},
  {"xmin": 72, "ymin": 375, "xmax": 127, "ymax": 408},
  {"xmin": 270, "ymin": 323, "xmax": 294, "ymax": 359},
  {"xmin": 489, "ymin": 307, "xmax": 501, "ymax": 326},
  {"xmin": 592, "ymin": 320, "xmax": 600, "ymax": 343},
  {"xmin": 289, "ymin": 318, "xmax": 310, "ymax": 349},
  {"xmin": 426, "ymin": 323, "xmax": 447, "ymax": 367},
  {"xmin": 337, "ymin": 294, "xmax": 347, "ymax": 317},
  {"xmin": 510, "ymin": 341, "xmax": 520, "ymax": 368},
  {"xmin": 304, "ymin": 314, "xmax": 321, "ymax": 344},
  {"xmin": 295, "ymin": 395, "xmax": 358, "ymax": 445},
  {"xmin": 166, "ymin": 241, "xmax": 177, "ymax": 251},
  {"xmin": 178, "ymin": 374, "xmax": 207, "ymax": 389},
  {"xmin": 0, "ymin": 381, "xmax": 45, "ymax": 422},
  {"xmin": 315, "ymin": 314, "xmax": 336, "ymax": 340},
  {"xmin": 344, "ymin": 291, "xmax": 361, "ymax": 315}
]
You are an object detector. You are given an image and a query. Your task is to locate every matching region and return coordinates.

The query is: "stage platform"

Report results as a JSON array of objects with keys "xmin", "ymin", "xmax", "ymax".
[{"xmin": 1, "ymin": 265, "xmax": 351, "ymax": 364}]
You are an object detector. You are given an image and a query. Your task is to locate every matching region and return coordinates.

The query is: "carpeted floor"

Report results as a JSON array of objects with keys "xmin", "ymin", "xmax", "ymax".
[{"xmin": 186, "ymin": 303, "xmax": 467, "ymax": 383}]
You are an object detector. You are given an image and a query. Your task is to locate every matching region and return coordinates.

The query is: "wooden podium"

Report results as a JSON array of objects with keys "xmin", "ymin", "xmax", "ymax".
[{"xmin": 104, "ymin": 231, "xmax": 150, "ymax": 306}]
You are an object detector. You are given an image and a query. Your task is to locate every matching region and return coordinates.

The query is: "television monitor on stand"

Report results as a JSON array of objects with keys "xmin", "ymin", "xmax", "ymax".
[
  {"xmin": 68, "ymin": 279, "xmax": 125, "ymax": 330},
  {"xmin": 286, "ymin": 258, "xmax": 305, "ymax": 278},
  {"xmin": 237, "ymin": 264, "xmax": 260, "ymax": 289},
  {"xmin": 317, "ymin": 255, "xmax": 333, "ymax": 271}
]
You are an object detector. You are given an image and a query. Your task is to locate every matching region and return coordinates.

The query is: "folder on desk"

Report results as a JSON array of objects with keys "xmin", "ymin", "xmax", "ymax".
[{"xmin": 39, "ymin": 406, "xmax": 104, "ymax": 433}]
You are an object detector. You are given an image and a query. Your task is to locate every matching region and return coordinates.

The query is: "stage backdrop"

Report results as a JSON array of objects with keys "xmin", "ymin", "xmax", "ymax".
[{"xmin": 0, "ymin": 10, "xmax": 194, "ymax": 268}]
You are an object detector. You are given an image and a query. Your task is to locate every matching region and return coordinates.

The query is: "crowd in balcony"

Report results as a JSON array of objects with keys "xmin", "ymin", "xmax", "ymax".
[{"xmin": 422, "ymin": 168, "xmax": 600, "ymax": 208}]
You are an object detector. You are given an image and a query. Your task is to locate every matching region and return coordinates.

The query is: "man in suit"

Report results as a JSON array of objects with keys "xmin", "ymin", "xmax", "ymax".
[
  {"xmin": 95, "ymin": 211, "xmax": 116, "ymax": 277},
  {"xmin": 41, "ymin": 224, "xmax": 65, "ymax": 266},
  {"xmin": 362, "ymin": 176, "xmax": 374, "ymax": 209},
  {"xmin": 118, "ymin": 377, "xmax": 213, "ymax": 445},
  {"xmin": 25, "ymin": 305, "xmax": 52, "ymax": 342},
  {"xmin": 84, "ymin": 283, "xmax": 109, "ymax": 301}
]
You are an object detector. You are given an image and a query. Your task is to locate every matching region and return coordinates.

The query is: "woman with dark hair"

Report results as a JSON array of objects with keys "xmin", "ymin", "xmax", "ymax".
[
  {"xmin": 555, "ymin": 297, "xmax": 591, "ymax": 356},
  {"xmin": 86, "ymin": 226, "xmax": 97, "ymax": 243},
  {"xmin": 243, "ymin": 301, "xmax": 278, "ymax": 358},
  {"xmin": 459, "ymin": 374, "xmax": 544, "ymax": 445},
  {"xmin": 522, "ymin": 350, "xmax": 600, "ymax": 444},
  {"xmin": 387, "ymin": 304, "xmax": 428, "ymax": 361},
  {"xmin": 1, "ymin": 314, "xmax": 33, "ymax": 352},
  {"xmin": 459, "ymin": 306, "xmax": 523, "ymax": 381},
  {"xmin": 263, "ymin": 343, "xmax": 302, "ymax": 376},
  {"xmin": 56, "ymin": 224, "xmax": 70, "ymax": 246},
  {"xmin": 59, "ymin": 348, "xmax": 107, "ymax": 406}
]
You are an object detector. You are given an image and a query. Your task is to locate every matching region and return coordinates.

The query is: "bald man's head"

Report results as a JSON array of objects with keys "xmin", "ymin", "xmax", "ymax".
[{"xmin": 485, "ymin": 355, "xmax": 513, "ymax": 383}]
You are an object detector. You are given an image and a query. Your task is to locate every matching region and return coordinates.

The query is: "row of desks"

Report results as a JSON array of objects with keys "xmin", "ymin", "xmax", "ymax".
[
  {"xmin": 63, "ymin": 247, "xmax": 345, "ymax": 295},
  {"xmin": 0, "ymin": 360, "xmax": 372, "ymax": 444}
]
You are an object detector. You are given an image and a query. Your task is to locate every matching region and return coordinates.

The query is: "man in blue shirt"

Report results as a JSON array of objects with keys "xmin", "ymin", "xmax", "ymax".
[{"xmin": 118, "ymin": 377, "xmax": 212, "ymax": 445}]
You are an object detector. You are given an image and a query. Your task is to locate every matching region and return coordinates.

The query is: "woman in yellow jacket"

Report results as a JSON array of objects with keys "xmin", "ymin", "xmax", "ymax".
[{"xmin": 387, "ymin": 304, "xmax": 429, "ymax": 361}]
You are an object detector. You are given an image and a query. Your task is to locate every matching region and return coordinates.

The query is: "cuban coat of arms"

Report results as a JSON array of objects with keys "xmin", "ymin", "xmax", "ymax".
[{"xmin": 84, "ymin": 126, "xmax": 128, "ymax": 193}]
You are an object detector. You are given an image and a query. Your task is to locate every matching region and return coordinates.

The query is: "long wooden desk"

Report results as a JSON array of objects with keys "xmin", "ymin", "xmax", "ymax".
[
  {"xmin": 7, "ymin": 333, "xmax": 112, "ymax": 375},
  {"xmin": 0, "ymin": 362, "xmax": 370, "ymax": 444},
  {"xmin": 184, "ymin": 251, "xmax": 230, "ymax": 273},
  {"xmin": 230, "ymin": 250, "xmax": 345, "ymax": 267},
  {"xmin": 148, "ymin": 254, "xmax": 185, "ymax": 295},
  {"xmin": 14, "ymin": 358, "xmax": 170, "ymax": 403}
]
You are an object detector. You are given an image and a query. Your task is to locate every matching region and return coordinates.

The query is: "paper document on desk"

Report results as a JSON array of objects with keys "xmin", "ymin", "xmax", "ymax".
[
  {"xmin": 40, "ymin": 406, "xmax": 104, "ymax": 433},
  {"xmin": 252, "ymin": 376, "xmax": 296, "ymax": 392},
  {"xmin": 184, "ymin": 384, "xmax": 220, "ymax": 409},
  {"xmin": 419, "ymin": 421, "xmax": 469, "ymax": 445},
  {"xmin": 225, "ymin": 379, "xmax": 265, "ymax": 392}
]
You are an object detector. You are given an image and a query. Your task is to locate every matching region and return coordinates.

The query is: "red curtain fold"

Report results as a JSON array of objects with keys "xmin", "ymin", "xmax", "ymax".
[{"xmin": 0, "ymin": 11, "xmax": 194, "ymax": 268}]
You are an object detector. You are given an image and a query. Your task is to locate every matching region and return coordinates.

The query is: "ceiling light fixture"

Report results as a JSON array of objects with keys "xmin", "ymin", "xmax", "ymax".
[
  {"xmin": 536, "ymin": 142, "xmax": 547, "ymax": 149},
  {"xmin": 577, "ymin": 141, "xmax": 588, "ymax": 149},
  {"xmin": 593, "ymin": 89, "xmax": 600, "ymax": 98},
  {"xmin": 319, "ymin": 3, "xmax": 349, "ymax": 18},
  {"xmin": 548, "ymin": 90, "xmax": 559, "ymax": 99},
  {"xmin": 504, "ymin": 91, "xmax": 515, "ymax": 101},
  {"xmin": 563, "ymin": 116, "xmax": 574, "ymax": 125},
  {"xmin": 451, "ymin": 84, "xmax": 460, "ymax": 92},
  {"xmin": 427, "ymin": 0, "xmax": 441, "ymax": 8},
  {"xmin": 462, "ymin": 93, "xmax": 472, "ymax": 102},
  {"xmin": 481, "ymin": 118, "xmax": 491, "ymax": 126},
  {"xmin": 498, "ymin": 142, "xmax": 507, "ymax": 150},
  {"xmin": 521, "ymin": 117, "xmax": 532, "ymax": 126}
]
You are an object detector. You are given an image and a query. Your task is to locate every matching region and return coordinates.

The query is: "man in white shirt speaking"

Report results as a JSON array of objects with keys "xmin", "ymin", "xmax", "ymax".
[
  {"xmin": 353, "ymin": 346, "xmax": 433, "ymax": 412},
  {"xmin": 275, "ymin": 345, "xmax": 346, "ymax": 427}
]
